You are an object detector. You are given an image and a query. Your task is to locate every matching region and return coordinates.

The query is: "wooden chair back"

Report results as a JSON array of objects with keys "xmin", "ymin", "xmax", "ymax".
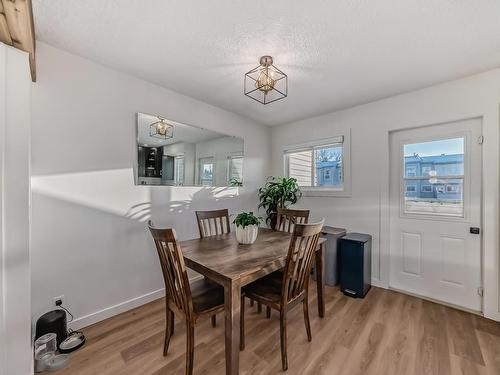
[
  {"xmin": 281, "ymin": 219, "xmax": 325, "ymax": 304},
  {"xmin": 195, "ymin": 209, "xmax": 231, "ymax": 238},
  {"xmin": 276, "ymin": 208, "xmax": 310, "ymax": 233},
  {"xmin": 148, "ymin": 221, "xmax": 193, "ymax": 318}
]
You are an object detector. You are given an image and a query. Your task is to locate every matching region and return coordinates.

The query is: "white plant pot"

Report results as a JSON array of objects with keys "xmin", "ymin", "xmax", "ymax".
[{"xmin": 235, "ymin": 224, "xmax": 259, "ymax": 245}]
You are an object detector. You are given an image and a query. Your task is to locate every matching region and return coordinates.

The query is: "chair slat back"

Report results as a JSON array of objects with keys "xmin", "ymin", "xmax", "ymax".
[
  {"xmin": 148, "ymin": 221, "xmax": 193, "ymax": 318},
  {"xmin": 196, "ymin": 209, "xmax": 231, "ymax": 238},
  {"xmin": 281, "ymin": 219, "xmax": 325, "ymax": 304},
  {"xmin": 276, "ymin": 208, "xmax": 310, "ymax": 233}
]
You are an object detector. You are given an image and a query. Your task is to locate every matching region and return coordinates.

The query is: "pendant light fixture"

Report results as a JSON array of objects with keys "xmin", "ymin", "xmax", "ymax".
[
  {"xmin": 244, "ymin": 56, "xmax": 287, "ymax": 104},
  {"xmin": 149, "ymin": 117, "xmax": 174, "ymax": 139}
]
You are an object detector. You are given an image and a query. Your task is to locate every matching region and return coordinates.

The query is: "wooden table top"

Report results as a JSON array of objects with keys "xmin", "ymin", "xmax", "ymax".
[{"xmin": 181, "ymin": 228, "xmax": 326, "ymax": 286}]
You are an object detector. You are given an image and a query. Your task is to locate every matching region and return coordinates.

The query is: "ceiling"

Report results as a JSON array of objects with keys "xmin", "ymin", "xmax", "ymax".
[
  {"xmin": 137, "ymin": 112, "xmax": 225, "ymax": 148},
  {"xmin": 33, "ymin": 1, "xmax": 500, "ymax": 126}
]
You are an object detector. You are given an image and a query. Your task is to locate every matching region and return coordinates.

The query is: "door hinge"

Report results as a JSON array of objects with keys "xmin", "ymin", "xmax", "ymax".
[
  {"xmin": 478, "ymin": 135, "xmax": 484, "ymax": 145},
  {"xmin": 477, "ymin": 287, "xmax": 484, "ymax": 297}
]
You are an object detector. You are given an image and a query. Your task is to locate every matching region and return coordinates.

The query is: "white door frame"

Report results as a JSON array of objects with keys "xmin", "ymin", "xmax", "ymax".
[
  {"xmin": 388, "ymin": 119, "xmax": 483, "ymax": 312},
  {"xmin": 380, "ymin": 116, "xmax": 492, "ymax": 316}
]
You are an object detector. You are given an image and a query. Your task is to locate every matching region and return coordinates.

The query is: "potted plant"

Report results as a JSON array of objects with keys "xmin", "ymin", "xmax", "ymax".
[
  {"xmin": 233, "ymin": 212, "xmax": 262, "ymax": 244},
  {"xmin": 258, "ymin": 176, "xmax": 302, "ymax": 229}
]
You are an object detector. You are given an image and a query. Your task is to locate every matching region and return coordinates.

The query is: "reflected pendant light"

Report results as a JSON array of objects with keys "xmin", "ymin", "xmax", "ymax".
[
  {"xmin": 244, "ymin": 56, "xmax": 287, "ymax": 104},
  {"xmin": 149, "ymin": 117, "xmax": 174, "ymax": 139}
]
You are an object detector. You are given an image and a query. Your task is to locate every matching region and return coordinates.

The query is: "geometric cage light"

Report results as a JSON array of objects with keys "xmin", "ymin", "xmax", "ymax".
[
  {"xmin": 149, "ymin": 117, "xmax": 174, "ymax": 139},
  {"xmin": 244, "ymin": 55, "xmax": 287, "ymax": 105}
]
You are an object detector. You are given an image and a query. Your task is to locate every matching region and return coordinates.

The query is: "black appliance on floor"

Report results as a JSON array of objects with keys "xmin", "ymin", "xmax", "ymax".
[
  {"xmin": 339, "ymin": 233, "xmax": 372, "ymax": 298},
  {"xmin": 35, "ymin": 310, "xmax": 68, "ymax": 348}
]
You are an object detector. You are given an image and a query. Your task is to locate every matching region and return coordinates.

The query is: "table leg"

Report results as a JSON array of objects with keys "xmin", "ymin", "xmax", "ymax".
[
  {"xmin": 224, "ymin": 281, "xmax": 241, "ymax": 375},
  {"xmin": 315, "ymin": 243, "xmax": 325, "ymax": 318}
]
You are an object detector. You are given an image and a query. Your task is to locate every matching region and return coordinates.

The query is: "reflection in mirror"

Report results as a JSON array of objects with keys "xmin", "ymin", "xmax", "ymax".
[{"xmin": 135, "ymin": 113, "xmax": 244, "ymax": 186}]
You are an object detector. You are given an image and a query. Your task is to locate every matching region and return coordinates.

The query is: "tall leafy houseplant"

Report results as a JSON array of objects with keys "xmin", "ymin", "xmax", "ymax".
[{"xmin": 258, "ymin": 176, "xmax": 302, "ymax": 229}]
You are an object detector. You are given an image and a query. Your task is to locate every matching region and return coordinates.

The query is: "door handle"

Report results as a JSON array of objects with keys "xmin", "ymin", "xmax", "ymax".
[{"xmin": 470, "ymin": 227, "xmax": 481, "ymax": 235}]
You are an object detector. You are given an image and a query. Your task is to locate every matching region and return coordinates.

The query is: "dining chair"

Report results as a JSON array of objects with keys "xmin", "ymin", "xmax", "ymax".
[
  {"xmin": 195, "ymin": 209, "xmax": 232, "ymax": 325},
  {"xmin": 263, "ymin": 208, "xmax": 311, "ymax": 318},
  {"xmin": 195, "ymin": 209, "xmax": 231, "ymax": 238},
  {"xmin": 276, "ymin": 208, "xmax": 310, "ymax": 233},
  {"xmin": 240, "ymin": 219, "xmax": 325, "ymax": 371},
  {"xmin": 148, "ymin": 221, "xmax": 225, "ymax": 375}
]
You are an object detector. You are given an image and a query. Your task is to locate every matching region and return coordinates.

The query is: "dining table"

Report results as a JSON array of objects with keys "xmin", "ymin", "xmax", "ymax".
[{"xmin": 180, "ymin": 228, "xmax": 327, "ymax": 375}]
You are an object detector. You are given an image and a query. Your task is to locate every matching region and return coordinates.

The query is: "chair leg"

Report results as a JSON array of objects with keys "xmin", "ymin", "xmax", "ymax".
[
  {"xmin": 164, "ymin": 309, "xmax": 174, "ymax": 356},
  {"xmin": 266, "ymin": 306, "xmax": 271, "ymax": 319},
  {"xmin": 186, "ymin": 322, "xmax": 195, "ymax": 375},
  {"xmin": 211, "ymin": 314, "xmax": 217, "ymax": 327},
  {"xmin": 303, "ymin": 298, "xmax": 312, "ymax": 342},
  {"xmin": 280, "ymin": 309, "xmax": 288, "ymax": 371},
  {"xmin": 257, "ymin": 302, "xmax": 262, "ymax": 313},
  {"xmin": 240, "ymin": 295, "xmax": 245, "ymax": 351}
]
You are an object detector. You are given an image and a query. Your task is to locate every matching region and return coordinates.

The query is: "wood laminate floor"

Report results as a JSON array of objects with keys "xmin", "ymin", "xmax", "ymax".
[{"xmin": 54, "ymin": 284, "xmax": 500, "ymax": 375}]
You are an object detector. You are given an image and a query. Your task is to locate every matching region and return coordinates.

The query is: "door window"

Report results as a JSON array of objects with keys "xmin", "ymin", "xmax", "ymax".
[{"xmin": 403, "ymin": 137, "xmax": 464, "ymax": 217}]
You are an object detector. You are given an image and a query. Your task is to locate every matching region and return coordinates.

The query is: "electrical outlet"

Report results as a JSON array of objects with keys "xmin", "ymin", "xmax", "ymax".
[{"xmin": 53, "ymin": 295, "xmax": 64, "ymax": 307}]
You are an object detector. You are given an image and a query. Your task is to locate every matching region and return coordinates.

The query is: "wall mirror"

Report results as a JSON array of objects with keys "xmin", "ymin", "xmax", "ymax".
[{"xmin": 135, "ymin": 112, "xmax": 244, "ymax": 186}]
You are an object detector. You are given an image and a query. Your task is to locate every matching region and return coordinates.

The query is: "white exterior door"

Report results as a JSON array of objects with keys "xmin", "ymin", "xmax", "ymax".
[{"xmin": 389, "ymin": 118, "xmax": 483, "ymax": 312}]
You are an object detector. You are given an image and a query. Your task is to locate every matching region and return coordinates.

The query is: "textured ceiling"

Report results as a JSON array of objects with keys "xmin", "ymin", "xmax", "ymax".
[{"xmin": 33, "ymin": 0, "xmax": 500, "ymax": 126}]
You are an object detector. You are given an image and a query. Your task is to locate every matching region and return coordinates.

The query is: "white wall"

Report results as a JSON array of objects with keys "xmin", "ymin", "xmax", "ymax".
[
  {"xmin": 31, "ymin": 43, "xmax": 271, "ymax": 329},
  {"xmin": 0, "ymin": 43, "xmax": 32, "ymax": 375},
  {"xmin": 272, "ymin": 68, "xmax": 500, "ymax": 321}
]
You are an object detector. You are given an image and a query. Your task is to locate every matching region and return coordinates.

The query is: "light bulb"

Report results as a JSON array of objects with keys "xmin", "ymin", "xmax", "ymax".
[
  {"xmin": 157, "ymin": 123, "xmax": 166, "ymax": 135},
  {"xmin": 255, "ymin": 67, "xmax": 275, "ymax": 93}
]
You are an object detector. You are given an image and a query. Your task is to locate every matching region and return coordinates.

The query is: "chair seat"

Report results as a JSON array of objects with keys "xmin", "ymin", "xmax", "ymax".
[
  {"xmin": 243, "ymin": 270, "xmax": 284, "ymax": 306},
  {"xmin": 191, "ymin": 278, "xmax": 225, "ymax": 315}
]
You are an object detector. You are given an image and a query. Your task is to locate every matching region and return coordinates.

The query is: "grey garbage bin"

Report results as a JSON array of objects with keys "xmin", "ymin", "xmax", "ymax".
[{"xmin": 313, "ymin": 226, "xmax": 346, "ymax": 286}]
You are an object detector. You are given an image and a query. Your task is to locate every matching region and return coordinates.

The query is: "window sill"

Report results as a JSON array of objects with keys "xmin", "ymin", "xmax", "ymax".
[{"xmin": 301, "ymin": 188, "xmax": 351, "ymax": 198}]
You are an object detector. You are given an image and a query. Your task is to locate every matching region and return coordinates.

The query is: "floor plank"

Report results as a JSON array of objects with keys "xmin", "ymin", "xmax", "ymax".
[{"xmin": 53, "ymin": 284, "xmax": 500, "ymax": 375}]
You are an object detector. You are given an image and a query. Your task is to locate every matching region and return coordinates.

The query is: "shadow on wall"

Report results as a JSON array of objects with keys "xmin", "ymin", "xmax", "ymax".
[{"xmin": 30, "ymin": 167, "xmax": 257, "ymax": 326}]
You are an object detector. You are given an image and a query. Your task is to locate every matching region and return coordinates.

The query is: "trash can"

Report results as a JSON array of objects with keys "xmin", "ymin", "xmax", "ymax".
[
  {"xmin": 339, "ymin": 233, "xmax": 372, "ymax": 298},
  {"xmin": 313, "ymin": 226, "xmax": 346, "ymax": 286}
]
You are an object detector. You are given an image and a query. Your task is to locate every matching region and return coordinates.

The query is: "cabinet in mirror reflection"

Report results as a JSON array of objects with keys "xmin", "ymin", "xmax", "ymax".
[{"xmin": 135, "ymin": 112, "xmax": 244, "ymax": 187}]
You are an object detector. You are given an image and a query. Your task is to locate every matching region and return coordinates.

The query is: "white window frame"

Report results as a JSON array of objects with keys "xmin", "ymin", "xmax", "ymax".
[
  {"xmin": 282, "ymin": 132, "xmax": 351, "ymax": 197},
  {"xmin": 227, "ymin": 154, "xmax": 244, "ymax": 184},
  {"xmin": 198, "ymin": 157, "xmax": 215, "ymax": 186},
  {"xmin": 174, "ymin": 155, "xmax": 184, "ymax": 185}
]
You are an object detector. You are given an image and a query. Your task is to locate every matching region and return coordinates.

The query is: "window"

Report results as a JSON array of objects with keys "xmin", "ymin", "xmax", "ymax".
[
  {"xmin": 403, "ymin": 137, "xmax": 464, "ymax": 217},
  {"xmin": 421, "ymin": 185, "xmax": 433, "ymax": 193},
  {"xmin": 199, "ymin": 158, "xmax": 214, "ymax": 186},
  {"xmin": 405, "ymin": 165, "xmax": 417, "ymax": 177},
  {"xmin": 284, "ymin": 136, "xmax": 345, "ymax": 193},
  {"xmin": 227, "ymin": 155, "xmax": 243, "ymax": 185},
  {"xmin": 174, "ymin": 156, "xmax": 184, "ymax": 185},
  {"xmin": 421, "ymin": 165, "xmax": 432, "ymax": 176},
  {"xmin": 406, "ymin": 185, "xmax": 416, "ymax": 192},
  {"xmin": 446, "ymin": 185, "xmax": 460, "ymax": 193}
]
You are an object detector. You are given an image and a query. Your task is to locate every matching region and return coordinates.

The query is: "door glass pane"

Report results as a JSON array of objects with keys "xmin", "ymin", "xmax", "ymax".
[{"xmin": 403, "ymin": 138, "xmax": 464, "ymax": 217}]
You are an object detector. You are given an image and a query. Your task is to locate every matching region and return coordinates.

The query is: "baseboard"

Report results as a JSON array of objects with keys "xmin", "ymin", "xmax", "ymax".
[
  {"xmin": 69, "ymin": 288, "xmax": 166, "ymax": 330},
  {"xmin": 371, "ymin": 278, "xmax": 387, "ymax": 289},
  {"xmin": 69, "ymin": 275, "xmax": 204, "ymax": 330}
]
